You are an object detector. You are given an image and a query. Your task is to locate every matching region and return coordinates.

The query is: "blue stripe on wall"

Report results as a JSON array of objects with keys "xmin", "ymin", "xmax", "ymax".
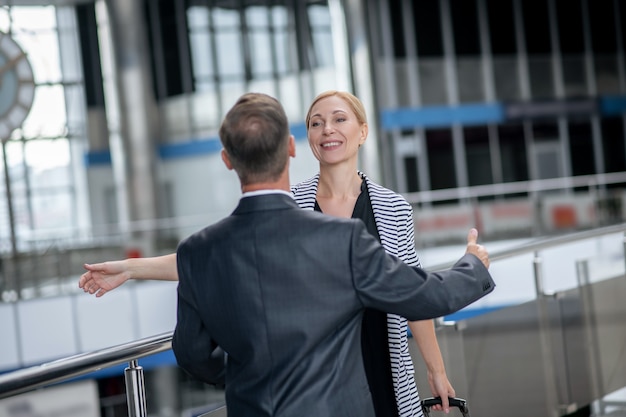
[
  {"xmin": 85, "ymin": 124, "xmax": 310, "ymax": 166},
  {"xmin": 599, "ymin": 95, "xmax": 626, "ymax": 116},
  {"xmin": 380, "ymin": 103, "xmax": 505, "ymax": 129},
  {"xmin": 80, "ymin": 94, "xmax": 626, "ymax": 166},
  {"xmin": 84, "ymin": 150, "xmax": 111, "ymax": 166},
  {"xmin": 290, "ymin": 122, "xmax": 307, "ymax": 140},
  {"xmin": 159, "ymin": 137, "xmax": 222, "ymax": 160}
]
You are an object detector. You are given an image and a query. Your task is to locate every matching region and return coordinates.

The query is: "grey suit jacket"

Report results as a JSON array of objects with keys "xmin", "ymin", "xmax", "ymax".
[{"xmin": 172, "ymin": 193, "xmax": 494, "ymax": 417}]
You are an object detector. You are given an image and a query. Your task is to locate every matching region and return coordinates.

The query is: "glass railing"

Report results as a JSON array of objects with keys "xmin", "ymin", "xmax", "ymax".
[{"xmin": 0, "ymin": 223, "xmax": 625, "ymax": 416}]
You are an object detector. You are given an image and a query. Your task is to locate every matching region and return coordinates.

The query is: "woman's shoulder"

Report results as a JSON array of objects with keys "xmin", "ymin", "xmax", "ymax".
[
  {"xmin": 361, "ymin": 173, "xmax": 410, "ymax": 207},
  {"xmin": 291, "ymin": 174, "xmax": 319, "ymax": 209},
  {"xmin": 291, "ymin": 174, "xmax": 319, "ymax": 194}
]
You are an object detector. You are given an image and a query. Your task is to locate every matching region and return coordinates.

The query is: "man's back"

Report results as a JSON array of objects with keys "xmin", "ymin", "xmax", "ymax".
[
  {"xmin": 175, "ymin": 194, "xmax": 378, "ymax": 416},
  {"xmin": 173, "ymin": 193, "xmax": 494, "ymax": 417}
]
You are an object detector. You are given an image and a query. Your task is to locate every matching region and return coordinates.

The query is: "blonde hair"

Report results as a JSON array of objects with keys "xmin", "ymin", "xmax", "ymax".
[{"xmin": 305, "ymin": 90, "xmax": 368, "ymax": 130}]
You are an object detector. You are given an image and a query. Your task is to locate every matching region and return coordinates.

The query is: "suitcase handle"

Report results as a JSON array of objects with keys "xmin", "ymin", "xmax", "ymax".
[{"xmin": 421, "ymin": 397, "xmax": 470, "ymax": 416}]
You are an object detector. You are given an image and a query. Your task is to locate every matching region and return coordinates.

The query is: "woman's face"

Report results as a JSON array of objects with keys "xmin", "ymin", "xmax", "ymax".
[{"xmin": 307, "ymin": 95, "xmax": 367, "ymax": 167}]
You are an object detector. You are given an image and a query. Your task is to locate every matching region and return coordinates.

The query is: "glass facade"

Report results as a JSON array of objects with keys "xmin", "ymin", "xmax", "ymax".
[
  {"xmin": 0, "ymin": 5, "xmax": 86, "ymax": 251},
  {"xmin": 3, "ymin": 0, "xmax": 626, "ymax": 251},
  {"xmin": 378, "ymin": 0, "xmax": 626, "ymax": 198}
]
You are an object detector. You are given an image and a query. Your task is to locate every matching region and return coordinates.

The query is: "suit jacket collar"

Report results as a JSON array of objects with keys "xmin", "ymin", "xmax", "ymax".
[{"xmin": 233, "ymin": 193, "xmax": 300, "ymax": 215}]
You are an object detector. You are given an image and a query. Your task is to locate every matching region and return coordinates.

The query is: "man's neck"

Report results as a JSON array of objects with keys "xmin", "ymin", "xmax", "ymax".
[
  {"xmin": 242, "ymin": 183, "xmax": 290, "ymax": 193},
  {"xmin": 241, "ymin": 175, "xmax": 291, "ymax": 194}
]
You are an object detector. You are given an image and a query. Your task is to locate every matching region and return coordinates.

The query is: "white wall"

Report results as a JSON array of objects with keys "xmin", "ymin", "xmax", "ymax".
[{"xmin": 0, "ymin": 280, "xmax": 178, "ymax": 373}]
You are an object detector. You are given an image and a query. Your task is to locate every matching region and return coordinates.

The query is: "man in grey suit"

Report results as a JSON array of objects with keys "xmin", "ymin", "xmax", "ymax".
[{"xmin": 172, "ymin": 92, "xmax": 494, "ymax": 417}]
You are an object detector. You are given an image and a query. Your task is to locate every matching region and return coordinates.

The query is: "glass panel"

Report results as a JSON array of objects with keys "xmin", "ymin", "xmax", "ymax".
[
  {"xmin": 414, "ymin": 0, "xmax": 444, "ymax": 57},
  {"xmin": 22, "ymin": 30, "xmax": 62, "ymax": 84},
  {"xmin": 456, "ymin": 58, "xmax": 484, "ymax": 103},
  {"xmin": 187, "ymin": 6, "xmax": 209, "ymax": 28},
  {"xmin": 521, "ymin": 1, "xmax": 551, "ymax": 54},
  {"xmin": 493, "ymin": 57, "xmax": 520, "ymax": 101},
  {"xmin": 245, "ymin": 6, "xmax": 268, "ymax": 28},
  {"xmin": 601, "ymin": 117, "xmax": 626, "ymax": 174},
  {"xmin": 215, "ymin": 31, "xmax": 244, "ymax": 77},
  {"xmin": 419, "ymin": 59, "xmax": 447, "ymax": 105},
  {"xmin": 426, "ymin": 128, "xmax": 456, "ymax": 190},
  {"xmin": 594, "ymin": 55, "xmax": 620, "ymax": 95},
  {"xmin": 498, "ymin": 124, "xmax": 528, "ymax": 183},
  {"xmin": 3, "ymin": 141, "xmax": 30, "ymax": 237},
  {"xmin": 25, "ymin": 139, "xmax": 71, "ymax": 187},
  {"xmin": 486, "ymin": 0, "xmax": 516, "ymax": 55},
  {"xmin": 10, "ymin": 6, "xmax": 57, "ymax": 30},
  {"xmin": 191, "ymin": 91, "xmax": 219, "ymax": 133},
  {"xmin": 588, "ymin": 1, "xmax": 617, "ymax": 53},
  {"xmin": 1, "ymin": 4, "xmax": 86, "ymax": 248},
  {"xmin": 464, "ymin": 126, "xmax": 492, "ymax": 186},
  {"xmin": 0, "ymin": 8, "xmax": 9, "ymax": 32},
  {"xmin": 189, "ymin": 31, "xmax": 213, "ymax": 79},
  {"xmin": 219, "ymin": 79, "xmax": 246, "ymax": 116},
  {"xmin": 249, "ymin": 31, "xmax": 273, "ymax": 78},
  {"xmin": 528, "ymin": 56, "xmax": 554, "ymax": 99},
  {"xmin": 395, "ymin": 60, "xmax": 412, "ymax": 107},
  {"xmin": 246, "ymin": 6, "xmax": 273, "ymax": 78},
  {"xmin": 32, "ymin": 192, "xmax": 73, "ymax": 230},
  {"xmin": 271, "ymin": 6, "xmax": 287, "ymax": 27},
  {"xmin": 532, "ymin": 122, "xmax": 560, "ymax": 180},
  {"xmin": 533, "ymin": 122, "xmax": 559, "ymax": 141},
  {"xmin": 535, "ymin": 145, "xmax": 561, "ymax": 179},
  {"xmin": 450, "ymin": 0, "xmax": 480, "ymax": 56},
  {"xmin": 308, "ymin": 5, "xmax": 334, "ymax": 68},
  {"xmin": 568, "ymin": 119, "xmax": 595, "ymax": 176},
  {"xmin": 404, "ymin": 156, "xmax": 419, "ymax": 192},
  {"xmin": 272, "ymin": 5, "xmax": 291, "ymax": 75},
  {"xmin": 273, "ymin": 30, "xmax": 290, "ymax": 75},
  {"xmin": 22, "ymin": 84, "xmax": 67, "ymax": 138},
  {"xmin": 213, "ymin": 7, "xmax": 240, "ymax": 29},
  {"xmin": 562, "ymin": 55, "xmax": 587, "ymax": 97},
  {"xmin": 555, "ymin": 0, "xmax": 584, "ymax": 54},
  {"xmin": 388, "ymin": 0, "xmax": 406, "ymax": 57},
  {"xmin": 187, "ymin": 4, "xmax": 214, "ymax": 83}
]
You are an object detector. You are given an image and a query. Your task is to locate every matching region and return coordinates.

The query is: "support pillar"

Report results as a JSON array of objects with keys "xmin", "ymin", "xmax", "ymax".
[{"xmin": 103, "ymin": 0, "xmax": 161, "ymax": 256}]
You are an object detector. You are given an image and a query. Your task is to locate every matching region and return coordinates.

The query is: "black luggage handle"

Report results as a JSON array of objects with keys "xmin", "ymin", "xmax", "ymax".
[{"xmin": 421, "ymin": 397, "xmax": 470, "ymax": 417}]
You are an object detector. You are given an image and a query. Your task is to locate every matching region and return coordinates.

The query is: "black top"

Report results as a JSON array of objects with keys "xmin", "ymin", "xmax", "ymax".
[{"xmin": 314, "ymin": 179, "xmax": 399, "ymax": 417}]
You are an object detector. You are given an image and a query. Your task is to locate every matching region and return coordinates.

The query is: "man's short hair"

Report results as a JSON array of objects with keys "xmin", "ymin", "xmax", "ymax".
[{"xmin": 219, "ymin": 93, "xmax": 290, "ymax": 185}]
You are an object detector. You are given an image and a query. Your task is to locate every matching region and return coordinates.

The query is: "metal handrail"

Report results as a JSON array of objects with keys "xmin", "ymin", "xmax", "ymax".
[
  {"xmin": 0, "ymin": 331, "xmax": 172, "ymax": 400},
  {"xmin": 427, "ymin": 221, "xmax": 626, "ymax": 271},
  {"xmin": 0, "ymin": 223, "xmax": 625, "ymax": 414}
]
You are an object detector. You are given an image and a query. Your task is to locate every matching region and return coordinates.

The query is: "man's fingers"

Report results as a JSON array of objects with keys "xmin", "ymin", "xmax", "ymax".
[{"xmin": 467, "ymin": 228, "xmax": 478, "ymax": 245}]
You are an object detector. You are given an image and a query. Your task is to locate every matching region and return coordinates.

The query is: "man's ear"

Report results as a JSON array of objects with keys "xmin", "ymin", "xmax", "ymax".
[
  {"xmin": 221, "ymin": 149, "xmax": 233, "ymax": 170},
  {"xmin": 289, "ymin": 135, "xmax": 296, "ymax": 158}
]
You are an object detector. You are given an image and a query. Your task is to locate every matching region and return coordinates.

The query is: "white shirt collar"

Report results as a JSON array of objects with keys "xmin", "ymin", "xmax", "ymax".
[{"xmin": 241, "ymin": 189, "xmax": 293, "ymax": 199}]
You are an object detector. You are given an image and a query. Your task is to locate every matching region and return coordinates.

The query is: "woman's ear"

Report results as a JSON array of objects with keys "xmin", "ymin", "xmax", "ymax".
[{"xmin": 359, "ymin": 123, "xmax": 369, "ymax": 146}]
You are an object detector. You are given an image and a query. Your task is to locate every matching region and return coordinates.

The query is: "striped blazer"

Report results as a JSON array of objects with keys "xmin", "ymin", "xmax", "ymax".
[{"xmin": 291, "ymin": 172, "xmax": 424, "ymax": 417}]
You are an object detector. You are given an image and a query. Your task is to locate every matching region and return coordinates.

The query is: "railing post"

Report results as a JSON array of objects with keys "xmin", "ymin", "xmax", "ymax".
[
  {"xmin": 576, "ymin": 259, "xmax": 605, "ymax": 413},
  {"xmin": 125, "ymin": 359, "xmax": 148, "ymax": 417},
  {"xmin": 622, "ymin": 232, "xmax": 626, "ymax": 274},
  {"xmin": 533, "ymin": 253, "xmax": 561, "ymax": 417}
]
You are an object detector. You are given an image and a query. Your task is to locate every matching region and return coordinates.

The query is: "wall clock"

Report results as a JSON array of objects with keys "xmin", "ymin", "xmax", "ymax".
[{"xmin": 0, "ymin": 31, "xmax": 35, "ymax": 140}]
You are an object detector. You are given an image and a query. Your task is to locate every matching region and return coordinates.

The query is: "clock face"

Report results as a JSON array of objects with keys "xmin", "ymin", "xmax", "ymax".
[{"xmin": 0, "ymin": 32, "xmax": 35, "ymax": 139}]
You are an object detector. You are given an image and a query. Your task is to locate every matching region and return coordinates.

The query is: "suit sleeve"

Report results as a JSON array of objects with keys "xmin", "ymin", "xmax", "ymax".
[
  {"xmin": 172, "ymin": 241, "xmax": 226, "ymax": 386},
  {"xmin": 350, "ymin": 221, "xmax": 495, "ymax": 321}
]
